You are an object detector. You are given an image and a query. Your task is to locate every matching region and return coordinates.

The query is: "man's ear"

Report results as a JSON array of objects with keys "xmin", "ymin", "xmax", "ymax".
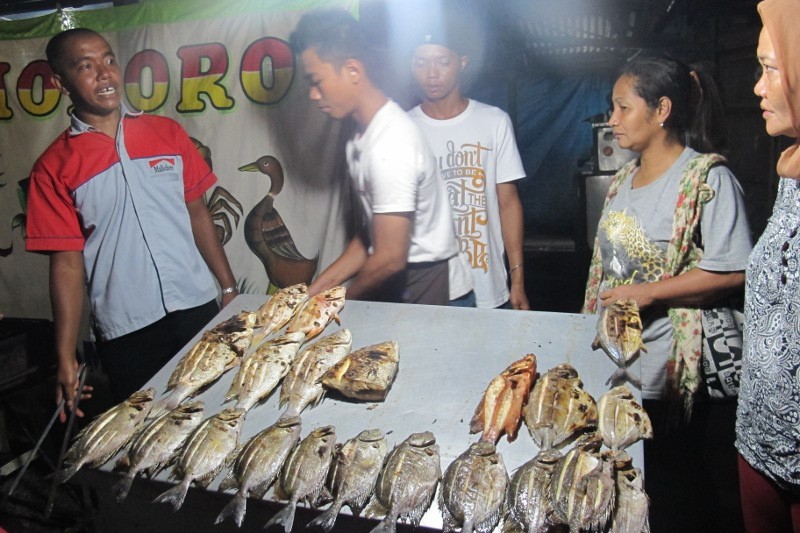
[
  {"xmin": 52, "ymin": 73, "xmax": 70, "ymax": 97},
  {"xmin": 343, "ymin": 59, "xmax": 364, "ymax": 83},
  {"xmin": 460, "ymin": 55, "xmax": 469, "ymax": 72}
]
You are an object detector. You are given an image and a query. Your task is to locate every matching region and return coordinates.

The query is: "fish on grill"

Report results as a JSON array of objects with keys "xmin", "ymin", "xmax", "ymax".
[
  {"xmin": 285, "ymin": 285, "xmax": 346, "ymax": 341},
  {"xmin": 153, "ymin": 408, "xmax": 245, "ymax": 511},
  {"xmin": 321, "ymin": 341, "xmax": 399, "ymax": 401},
  {"xmin": 550, "ymin": 435, "xmax": 615, "ymax": 532},
  {"xmin": 113, "ymin": 400, "xmax": 205, "ymax": 502},
  {"xmin": 597, "ymin": 385, "xmax": 653, "ymax": 451},
  {"xmin": 470, "ymin": 354, "xmax": 537, "ymax": 444},
  {"xmin": 522, "ymin": 364, "xmax": 598, "ymax": 452},
  {"xmin": 54, "ymin": 388, "xmax": 155, "ymax": 485},
  {"xmin": 265, "ymin": 425, "xmax": 337, "ymax": 532},
  {"xmin": 307, "ymin": 428, "xmax": 388, "ymax": 532},
  {"xmin": 608, "ymin": 452, "xmax": 650, "ymax": 533},
  {"xmin": 224, "ymin": 331, "xmax": 305, "ymax": 412},
  {"xmin": 503, "ymin": 450, "xmax": 561, "ymax": 533},
  {"xmin": 252, "ymin": 283, "xmax": 309, "ymax": 346},
  {"xmin": 439, "ymin": 441, "xmax": 508, "ymax": 533},
  {"xmin": 592, "ymin": 299, "xmax": 647, "ymax": 389},
  {"xmin": 215, "ymin": 415, "xmax": 302, "ymax": 527},
  {"xmin": 156, "ymin": 311, "xmax": 256, "ymax": 413},
  {"xmin": 279, "ymin": 328, "xmax": 352, "ymax": 418},
  {"xmin": 365, "ymin": 431, "xmax": 442, "ymax": 532}
]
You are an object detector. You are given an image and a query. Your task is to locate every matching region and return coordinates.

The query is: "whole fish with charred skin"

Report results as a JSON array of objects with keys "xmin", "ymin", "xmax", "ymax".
[
  {"xmin": 439, "ymin": 441, "xmax": 509, "ymax": 533},
  {"xmin": 224, "ymin": 331, "xmax": 305, "ymax": 412},
  {"xmin": 592, "ymin": 298, "xmax": 647, "ymax": 389},
  {"xmin": 503, "ymin": 449, "xmax": 561, "ymax": 533},
  {"xmin": 286, "ymin": 285, "xmax": 346, "ymax": 341},
  {"xmin": 251, "ymin": 283, "xmax": 309, "ymax": 346},
  {"xmin": 364, "ymin": 431, "xmax": 442, "ymax": 533},
  {"xmin": 113, "ymin": 400, "xmax": 205, "ymax": 502},
  {"xmin": 279, "ymin": 328, "xmax": 352, "ymax": 418},
  {"xmin": 322, "ymin": 340, "xmax": 399, "ymax": 401},
  {"xmin": 54, "ymin": 388, "xmax": 155, "ymax": 485},
  {"xmin": 523, "ymin": 364, "xmax": 598, "ymax": 453},
  {"xmin": 597, "ymin": 385, "xmax": 653, "ymax": 451},
  {"xmin": 215, "ymin": 415, "xmax": 302, "ymax": 527},
  {"xmin": 153, "ymin": 408, "xmax": 245, "ymax": 511},
  {"xmin": 470, "ymin": 354, "xmax": 537, "ymax": 444},
  {"xmin": 308, "ymin": 429, "xmax": 388, "ymax": 532},
  {"xmin": 550, "ymin": 434, "xmax": 615, "ymax": 532},
  {"xmin": 607, "ymin": 451, "xmax": 649, "ymax": 533},
  {"xmin": 265, "ymin": 425, "xmax": 337, "ymax": 533}
]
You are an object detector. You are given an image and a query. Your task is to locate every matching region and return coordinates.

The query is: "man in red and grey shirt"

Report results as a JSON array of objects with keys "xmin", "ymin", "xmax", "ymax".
[{"xmin": 26, "ymin": 28, "xmax": 238, "ymax": 417}]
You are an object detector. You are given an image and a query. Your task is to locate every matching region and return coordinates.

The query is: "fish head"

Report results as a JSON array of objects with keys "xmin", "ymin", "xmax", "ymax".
[
  {"xmin": 356, "ymin": 428, "xmax": 386, "ymax": 443},
  {"xmin": 407, "ymin": 431, "xmax": 436, "ymax": 448}
]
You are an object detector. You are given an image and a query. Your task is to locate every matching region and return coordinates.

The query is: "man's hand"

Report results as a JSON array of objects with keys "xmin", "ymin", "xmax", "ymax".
[{"xmin": 56, "ymin": 359, "xmax": 93, "ymax": 423}]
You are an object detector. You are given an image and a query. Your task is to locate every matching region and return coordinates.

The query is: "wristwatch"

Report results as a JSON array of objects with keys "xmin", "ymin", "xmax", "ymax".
[{"xmin": 221, "ymin": 286, "xmax": 238, "ymax": 295}]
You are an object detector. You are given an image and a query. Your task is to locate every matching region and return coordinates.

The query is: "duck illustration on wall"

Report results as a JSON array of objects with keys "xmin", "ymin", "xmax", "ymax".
[{"xmin": 238, "ymin": 155, "xmax": 318, "ymax": 292}]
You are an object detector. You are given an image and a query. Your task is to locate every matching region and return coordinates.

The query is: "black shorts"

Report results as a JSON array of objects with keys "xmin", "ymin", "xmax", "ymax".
[{"xmin": 95, "ymin": 299, "xmax": 219, "ymax": 402}]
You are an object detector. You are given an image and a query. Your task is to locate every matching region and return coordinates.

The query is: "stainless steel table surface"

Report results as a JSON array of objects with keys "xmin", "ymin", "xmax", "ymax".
[{"xmin": 107, "ymin": 294, "xmax": 645, "ymax": 530}]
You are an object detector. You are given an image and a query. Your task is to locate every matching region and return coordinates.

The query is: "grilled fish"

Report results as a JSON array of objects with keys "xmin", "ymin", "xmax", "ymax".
[
  {"xmin": 322, "ymin": 341, "xmax": 399, "ymax": 401},
  {"xmin": 439, "ymin": 441, "xmax": 508, "ymax": 533},
  {"xmin": 252, "ymin": 283, "xmax": 309, "ymax": 346},
  {"xmin": 470, "ymin": 354, "xmax": 537, "ymax": 444},
  {"xmin": 598, "ymin": 386, "xmax": 653, "ymax": 451},
  {"xmin": 54, "ymin": 388, "xmax": 155, "ymax": 485},
  {"xmin": 215, "ymin": 415, "xmax": 302, "ymax": 527},
  {"xmin": 224, "ymin": 331, "xmax": 305, "ymax": 412},
  {"xmin": 592, "ymin": 299, "xmax": 647, "ymax": 389},
  {"xmin": 308, "ymin": 429, "xmax": 388, "ymax": 532},
  {"xmin": 279, "ymin": 329, "xmax": 352, "ymax": 418},
  {"xmin": 609, "ymin": 453, "xmax": 650, "ymax": 533},
  {"xmin": 207, "ymin": 310, "xmax": 259, "ymax": 355},
  {"xmin": 285, "ymin": 285, "xmax": 346, "ymax": 341},
  {"xmin": 153, "ymin": 408, "xmax": 245, "ymax": 511},
  {"xmin": 523, "ymin": 364, "xmax": 598, "ymax": 452},
  {"xmin": 365, "ymin": 431, "xmax": 442, "ymax": 533},
  {"xmin": 157, "ymin": 332, "xmax": 247, "ymax": 413},
  {"xmin": 266, "ymin": 425, "xmax": 337, "ymax": 533},
  {"xmin": 503, "ymin": 450, "xmax": 561, "ymax": 533},
  {"xmin": 113, "ymin": 400, "xmax": 205, "ymax": 502},
  {"xmin": 550, "ymin": 435, "xmax": 615, "ymax": 532}
]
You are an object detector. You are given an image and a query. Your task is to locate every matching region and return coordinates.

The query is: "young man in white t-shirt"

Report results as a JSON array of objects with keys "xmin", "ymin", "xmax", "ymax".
[
  {"xmin": 408, "ymin": 29, "xmax": 530, "ymax": 310},
  {"xmin": 289, "ymin": 10, "xmax": 468, "ymax": 305}
]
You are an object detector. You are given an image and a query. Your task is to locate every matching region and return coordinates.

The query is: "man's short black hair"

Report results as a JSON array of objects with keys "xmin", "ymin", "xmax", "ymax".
[
  {"xmin": 288, "ymin": 9, "xmax": 377, "ymax": 75},
  {"xmin": 46, "ymin": 28, "xmax": 106, "ymax": 76}
]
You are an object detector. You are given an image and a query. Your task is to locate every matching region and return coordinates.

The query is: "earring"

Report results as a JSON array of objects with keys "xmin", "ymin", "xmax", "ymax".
[{"xmin": 659, "ymin": 122, "xmax": 664, "ymax": 128}]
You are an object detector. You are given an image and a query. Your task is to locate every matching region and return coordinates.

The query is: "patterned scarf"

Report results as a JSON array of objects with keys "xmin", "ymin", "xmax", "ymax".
[{"xmin": 582, "ymin": 152, "xmax": 726, "ymax": 419}]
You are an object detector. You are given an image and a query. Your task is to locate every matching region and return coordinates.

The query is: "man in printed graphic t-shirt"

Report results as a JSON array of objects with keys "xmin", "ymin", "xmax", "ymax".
[
  {"xmin": 25, "ymin": 28, "xmax": 238, "ymax": 416},
  {"xmin": 408, "ymin": 24, "xmax": 530, "ymax": 310}
]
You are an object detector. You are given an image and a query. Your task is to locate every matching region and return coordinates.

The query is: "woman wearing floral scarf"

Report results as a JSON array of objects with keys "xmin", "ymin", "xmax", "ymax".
[{"xmin": 736, "ymin": 1, "xmax": 800, "ymax": 530}]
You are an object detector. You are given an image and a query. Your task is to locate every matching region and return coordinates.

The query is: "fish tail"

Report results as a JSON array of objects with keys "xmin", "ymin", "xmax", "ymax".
[
  {"xmin": 306, "ymin": 502, "xmax": 341, "ymax": 532},
  {"xmin": 625, "ymin": 368, "xmax": 643, "ymax": 390},
  {"xmin": 215, "ymin": 493, "xmax": 247, "ymax": 527},
  {"xmin": 113, "ymin": 474, "xmax": 135, "ymax": 503},
  {"xmin": 369, "ymin": 516, "xmax": 398, "ymax": 533},
  {"xmin": 52, "ymin": 463, "xmax": 81, "ymax": 485},
  {"xmin": 152, "ymin": 479, "xmax": 189, "ymax": 511},
  {"xmin": 264, "ymin": 501, "xmax": 296, "ymax": 532}
]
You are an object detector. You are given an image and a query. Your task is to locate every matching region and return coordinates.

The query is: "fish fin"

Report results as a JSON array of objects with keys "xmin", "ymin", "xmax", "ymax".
[
  {"xmin": 215, "ymin": 493, "xmax": 247, "ymax": 527},
  {"xmin": 469, "ymin": 397, "xmax": 485, "ymax": 434},
  {"xmin": 52, "ymin": 463, "xmax": 81, "ymax": 485},
  {"xmin": 361, "ymin": 497, "xmax": 386, "ymax": 519},
  {"xmin": 218, "ymin": 472, "xmax": 237, "ymax": 492},
  {"xmin": 306, "ymin": 502, "xmax": 342, "ymax": 532},
  {"xmin": 264, "ymin": 501, "xmax": 297, "ymax": 533},
  {"xmin": 273, "ymin": 482, "xmax": 289, "ymax": 501},
  {"xmin": 152, "ymin": 479, "xmax": 190, "ymax": 511},
  {"xmin": 250, "ymin": 480, "xmax": 273, "ymax": 500},
  {"xmin": 112, "ymin": 474, "xmax": 135, "ymax": 503},
  {"xmin": 114, "ymin": 454, "xmax": 131, "ymax": 472},
  {"xmin": 591, "ymin": 335, "xmax": 602, "ymax": 350},
  {"xmin": 369, "ymin": 514, "xmax": 398, "ymax": 533}
]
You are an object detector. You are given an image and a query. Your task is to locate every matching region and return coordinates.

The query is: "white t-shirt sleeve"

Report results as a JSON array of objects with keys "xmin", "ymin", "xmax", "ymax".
[{"xmin": 494, "ymin": 111, "xmax": 526, "ymax": 185}]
